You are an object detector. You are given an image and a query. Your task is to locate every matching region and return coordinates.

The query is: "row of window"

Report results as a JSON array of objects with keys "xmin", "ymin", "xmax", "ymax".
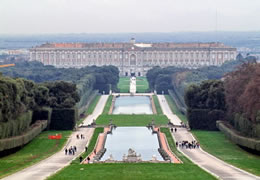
[
  {"xmin": 41, "ymin": 58, "xmax": 226, "ymax": 66},
  {"xmin": 32, "ymin": 51, "xmax": 235, "ymax": 60}
]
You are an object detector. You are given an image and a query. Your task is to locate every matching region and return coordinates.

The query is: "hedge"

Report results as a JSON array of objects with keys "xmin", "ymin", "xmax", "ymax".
[
  {"xmin": 78, "ymin": 90, "xmax": 99, "ymax": 115},
  {"xmin": 0, "ymin": 111, "xmax": 33, "ymax": 139},
  {"xmin": 0, "ymin": 120, "xmax": 47, "ymax": 151},
  {"xmin": 32, "ymin": 107, "xmax": 52, "ymax": 129},
  {"xmin": 168, "ymin": 89, "xmax": 187, "ymax": 115},
  {"xmin": 187, "ymin": 109, "xmax": 224, "ymax": 130},
  {"xmin": 50, "ymin": 108, "xmax": 78, "ymax": 130},
  {"xmin": 217, "ymin": 121, "xmax": 260, "ymax": 151}
]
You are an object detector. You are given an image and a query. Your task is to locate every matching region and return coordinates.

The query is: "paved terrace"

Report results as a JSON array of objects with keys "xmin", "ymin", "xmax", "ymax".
[
  {"xmin": 3, "ymin": 95, "xmax": 109, "ymax": 180},
  {"xmin": 157, "ymin": 95, "xmax": 260, "ymax": 180}
]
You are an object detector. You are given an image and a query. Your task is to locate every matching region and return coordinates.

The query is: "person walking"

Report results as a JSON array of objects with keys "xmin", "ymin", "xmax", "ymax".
[
  {"xmin": 65, "ymin": 148, "xmax": 68, "ymax": 155},
  {"xmin": 174, "ymin": 128, "xmax": 177, "ymax": 133},
  {"xmin": 79, "ymin": 156, "xmax": 83, "ymax": 163}
]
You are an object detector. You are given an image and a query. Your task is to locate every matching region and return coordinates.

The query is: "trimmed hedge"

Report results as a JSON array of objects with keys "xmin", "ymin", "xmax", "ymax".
[
  {"xmin": 0, "ymin": 111, "xmax": 33, "ymax": 139},
  {"xmin": 78, "ymin": 90, "xmax": 99, "ymax": 115},
  {"xmin": 187, "ymin": 109, "xmax": 224, "ymax": 130},
  {"xmin": 217, "ymin": 121, "xmax": 260, "ymax": 151},
  {"xmin": 168, "ymin": 89, "xmax": 187, "ymax": 115},
  {"xmin": 32, "ymin": 107, "xmax": 52, "ymax": 128},
  {"xmin": 50, "ymin": 108, "xmax": 78, "ymax": 130},
  {"xmin": 0, "ymin": 120, "xmax": 47, "ymax": 151}
]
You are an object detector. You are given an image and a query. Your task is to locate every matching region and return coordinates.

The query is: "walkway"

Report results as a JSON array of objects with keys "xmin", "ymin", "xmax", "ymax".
[
  {"xmin": 82, "ymin": 95, "xmax": 109, "ymax": 126},
  {"xmin": 3, "ymin": 128, "xmax": 94, "ymax": 180},
  {"xmin": 157, "ymin": 95, "xmax": 181, "ymax": 126},
  {"xmin": 3, "ymin": 95, "xmax": 109, "ymax": 180},
  {"xmin": 157, "ymin": 95, "xmax": 260, "ymax": 180}
]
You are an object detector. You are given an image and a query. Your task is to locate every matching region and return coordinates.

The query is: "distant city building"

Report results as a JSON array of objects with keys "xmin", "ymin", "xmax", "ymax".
[{"xmin": 29, "ymin": 38, "xmax": 237, "ymax": 76}]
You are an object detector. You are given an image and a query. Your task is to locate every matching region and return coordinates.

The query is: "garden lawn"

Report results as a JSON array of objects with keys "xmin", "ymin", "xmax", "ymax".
[
  {"xmin": 47, "ymin": 163, "xmax": 216, "ymax": 180},
  {"xmin": 0, "ymin": 130, "xmax": 71, "ymax": 179},
  {"xmin": 117, "ymin": 77, "xmax": 130, "ymax": 93},
  {"xmin": 164, "ymin": 95, "xmax": 187, "ymax": 123},
  {"xmin": 153, "ymin": 95, "xmax": 163, "ymax": 114},
  {"xmin": 96, "ymin": 114, "xmax": 169, "ymax": 126},
  {"xmin": 136, "ymin": 77, "xmax": 149, "ymax": 93},
  {"xmin": 102, "ymin": 95, "xmax": 113, "ymax": 114},
  {"xmin": 192, "ymin": 130, "xmax": 260, "ymax": 176}
]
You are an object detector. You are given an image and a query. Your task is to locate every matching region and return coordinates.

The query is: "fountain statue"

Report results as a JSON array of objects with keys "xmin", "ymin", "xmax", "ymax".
[
  {"xmin": 122, "ymin": 148, "xmax": 142, "ymax": 162},
  {"xmin": 108, "ymin": 154, "xmax": 114, "ymax": 161},
  {"xmin": 152, "ymin": 155, "xmax": 157, "ymax": 161}
]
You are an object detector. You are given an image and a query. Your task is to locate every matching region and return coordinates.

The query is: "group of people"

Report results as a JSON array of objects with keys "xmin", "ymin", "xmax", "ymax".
[
  {"xmin": 176, "ymin": 140, "xmax": 200, "ymax": 149},
  {"xmin": 170, "ymin": 127, "xmax": 177, "ymax": 133},
  {"xmin": 76, "ymin": 134, "xmax": 85, "ymax": 139},
  {"xmin": 65, "ymin": 146, "xmax": 77, "ymax": 155}
]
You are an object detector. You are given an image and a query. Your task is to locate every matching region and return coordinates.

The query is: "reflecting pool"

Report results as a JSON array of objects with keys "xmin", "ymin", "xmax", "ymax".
[
  {"xmin": 101, "ymin": 127, "xmax": 163, "ymax": 161},
  {"xmin": 112, "ymin": 96, "xmax": 153, "ymax": 114}
]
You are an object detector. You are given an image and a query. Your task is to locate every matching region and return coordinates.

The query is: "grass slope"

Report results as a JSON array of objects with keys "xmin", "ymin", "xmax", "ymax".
[
  {"xmin": 192, "ymin": 130, "xmax": 260, "ymax": 176},
  {"xmin": 102, "ymin": 95, "xmax": 113, "ymax": 114},
  {"xmin": 96, "ymin": 114, "xmax": 169, "ymax": 126},
  {"xmin": 86, "ymin": 95, "xmax": 101, "ymax": 115},
  {"xmin": 47, "ymin": 163, "xmax": 216, "ymax": 180},
  {"xmin": 164, "ymin": 95, "xmax": 187, "ymax": 123},
  {"xmin": 117, "ymin": 77, "xmax": 130, "ymax": 93},
  {"xmin": 136, "ymin": 77, "xmax": 149, "ymax": 93},
  {"xmin": 0, "ymin": 130, "xmax": 71, "ymax": 178},
  {"xmin": 153, "ymin": 95, "xmax": 163, "ymax": 114}
]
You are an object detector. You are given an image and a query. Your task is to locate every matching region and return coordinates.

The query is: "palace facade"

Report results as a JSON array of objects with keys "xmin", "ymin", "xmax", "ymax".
[{"xmin": 29, "ymin": 39, "xmax": 237, "ymax": 76}]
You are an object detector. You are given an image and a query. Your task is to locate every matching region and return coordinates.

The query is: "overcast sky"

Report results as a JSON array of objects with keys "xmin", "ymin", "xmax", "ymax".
[{"xmin": 0, "ymin": 0, "xmax": 260, "ymax": 34}]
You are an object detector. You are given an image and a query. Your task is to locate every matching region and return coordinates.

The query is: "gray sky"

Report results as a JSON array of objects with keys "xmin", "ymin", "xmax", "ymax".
[{"xmin": 0, "ymin": 0, "xmax": 260, "ymax": 34}]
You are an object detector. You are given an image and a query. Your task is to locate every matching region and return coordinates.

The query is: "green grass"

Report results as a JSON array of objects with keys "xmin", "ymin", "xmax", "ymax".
[
  {"xmin": 102, "ymin": 95, "xmax": 113, "ymax": 114},
  {"xmin": 136, "ymin": 77, "xmax": 150, "ymax": 93},
  {"xmin": 192, "ymin": 130, "xmax": 260, "ymax": 176},
  {"xmin": 117, "ymin": 77, "xmax": 130, "ymax": 93},
  {"xmin": 153, "ymin": 95, "xmax": 163, "ymax": 115},
  {"xmin": 96, "ymin": 114, "xmax": 169, "ymax": 126},
  {"xmin": 0, "ymin": 130, "xmax": 71, "ymax": 179},
  {"xmin": 164, "ymin": 95, "xmax": 187, "ymax": 123},
  {"xmin": 86, "ymin": 95, "xmax": 101, "ymax": 115},
  {"xmin": 47, "ymin": 163, "xmax": 216, "ymax": 180}
]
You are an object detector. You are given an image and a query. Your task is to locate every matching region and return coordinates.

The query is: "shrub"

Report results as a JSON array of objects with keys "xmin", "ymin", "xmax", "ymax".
[{"xmin": 50, "ymin": 108, "xmax": 78, "ymax": 130}]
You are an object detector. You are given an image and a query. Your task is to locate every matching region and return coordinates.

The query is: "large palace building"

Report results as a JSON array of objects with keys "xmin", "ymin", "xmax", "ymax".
[{"xmin": 29, "ymin": 38, "xmax": 237, "ymax": 76}]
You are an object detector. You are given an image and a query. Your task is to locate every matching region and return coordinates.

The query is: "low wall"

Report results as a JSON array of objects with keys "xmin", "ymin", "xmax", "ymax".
[
  {"xmin": 151, "ymin": 96, "xmax": 157, "ymax": 114},
  {"xmin": 0, "ymin": 120, "xmax": 47, "ymax": 152},
  {"xmin": 217, "ymin": 121, "xmax": 260, "ymax": 151},
  {"xmin": 108, "ymin": 95, "xmax": 116, "ymax": 114}
]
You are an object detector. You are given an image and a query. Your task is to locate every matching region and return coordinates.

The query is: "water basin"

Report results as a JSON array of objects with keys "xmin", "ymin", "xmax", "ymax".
[
  {"xmin": 101, "ymin": 127, "xmax": 163, "ymax": 161},
  {"xmin": 112, "ymin": 96, "xmax": 153, "ymax": 114}
]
